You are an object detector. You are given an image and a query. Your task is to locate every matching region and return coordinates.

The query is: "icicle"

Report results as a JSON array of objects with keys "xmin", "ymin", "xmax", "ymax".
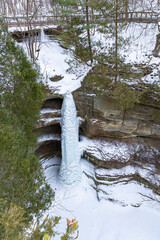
[
  {"xmin": 60, "ymin": 91, "xmax": 81, "ymax": 185},
  {"xmin": 41, "ymin": 27, "xmax": 45, "ymax": 42}
]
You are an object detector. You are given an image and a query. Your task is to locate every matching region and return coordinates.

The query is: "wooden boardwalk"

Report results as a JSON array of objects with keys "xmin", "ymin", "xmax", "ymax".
[
  {"xmin": 118, "ymin": 11, "xmax": 159, "ymax": 23},
  {"xmin": 2, "ymin": 11, "xmax": 160, "ymax": 28}
]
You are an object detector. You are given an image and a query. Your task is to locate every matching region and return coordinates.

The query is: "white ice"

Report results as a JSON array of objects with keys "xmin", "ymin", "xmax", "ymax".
[{"xmin": 59, "ymin": 91, "xmax": 81, "ymax": 184}]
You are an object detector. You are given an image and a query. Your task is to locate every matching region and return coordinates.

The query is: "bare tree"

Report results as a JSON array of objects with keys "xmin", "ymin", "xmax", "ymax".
[{"xmin": 0, "ymin": 0, "xmax": 54, "ymax": 62}]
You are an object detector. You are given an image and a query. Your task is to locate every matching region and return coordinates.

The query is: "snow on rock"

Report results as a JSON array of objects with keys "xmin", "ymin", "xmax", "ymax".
[
  {"xmin": 44, "ymin": 156, "xmax": 160, "ymax": 240},
  {"xmin": 14, "ymin": 32, "xmax": 90, "ymax": 94},
  {"xmin": 78, "ymin": 136, "xmax": 160, "ymax": 206},
  {"xmin": 40, "ymin": 108, "xmax": 61, "ymax": 114},
  {"xmin": 9, "ymin": 20, "xmax": 160, "ymax": 94},
  {"xmin": 79, "ymin": 136, "xmax": 131, "ymax": 162},
  {"xmin": 79, "ymin": 136, "xmax": 159, "ymax": 163},
  {"xmin": 36, "ymin": 117, "xmax": 61, "ymax": 128},
  {"xmin": 7, "ymin": 19, "xmax": 160, "ymax": 239},
  {"xmin": 37, "ymin": 134, "xmax": 60, "ymax": 143},
  {"xmin": 37, "ymin": 38, "xmax": 91, "ymax": 94}
]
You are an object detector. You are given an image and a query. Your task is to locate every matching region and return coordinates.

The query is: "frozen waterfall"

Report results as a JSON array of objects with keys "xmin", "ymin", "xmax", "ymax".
[
  {"xmin": 60, "ymin": 91, "xmax": 81, "ymax": 185},
  {"xmin": 41, "ymin": 28, "xmax": 46, "ymax": 42}
]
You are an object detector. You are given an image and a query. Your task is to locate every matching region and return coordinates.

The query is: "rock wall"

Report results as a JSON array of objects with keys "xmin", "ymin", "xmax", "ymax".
[
  {"xmin": 73, "ymin": 90, "xmax": 160, "ymax": 199},
  {"xmin": 73, "ymin": 91, "xmax": 160, "ymax": 140},
  {"xmin": 35, "ymin": 92, "xmax": 160, "ymax": 201}
]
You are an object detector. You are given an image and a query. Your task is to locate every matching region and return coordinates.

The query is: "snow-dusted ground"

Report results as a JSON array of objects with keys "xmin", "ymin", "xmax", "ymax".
[
  {"xmin": 121, "ymin": 23, "xmax": 160, "ymax": 84},
  {"xmin": 92, "ymin": 22, "xmax": 160, "ymax": 84},
  {"xmin": 121, "ymin": 23, "xmax": 159, "ymax": 63},
  {"xmin": 129, "ymin": 0, "xmax": 160, "ymax": 12},
  {"xmin": 38, "ymin": 119, "xmax": 160, "ymax": 240},
  {"xmin": 44, "ymin": 156, "xmax": 160, "ymax": 240},
  {"xmin": 13, "ymin": 29, "xmax": 91, "ymax": 94},
  {"xmin": 8, "ymin": 20, "xmax": 160, "ymax": 239},
  {"xmin": 37, "ymin": 39, "xmax": 91, "ymax": 94},
  {"xmin": 35, "ymin": 24, "xmax": 160, "ymax": 239},
  {"xmin": 11, "ymin": 20, "xmax": 160, "ymax": 94}
]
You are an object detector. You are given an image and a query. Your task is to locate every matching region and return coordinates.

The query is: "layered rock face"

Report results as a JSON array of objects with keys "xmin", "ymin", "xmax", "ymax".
[
  {"xmin": 73, "ymin": 89, "xmax": 160, "ymax": 202},
  {"xmin": 73, "ymin": 92, "xmax": 160, "ymax": 139},
  {"xmin": 35, "ymin": 90, "xmax": 160, "ymax": 204},
  {"xmin": 35, "ymin": 96, "xmax": 62, "ymax": 159}
]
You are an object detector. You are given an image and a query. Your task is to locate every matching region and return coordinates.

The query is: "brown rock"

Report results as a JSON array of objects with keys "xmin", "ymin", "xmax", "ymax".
[{"xmin": 73, "ymin": 91, "xmax": 160, "ymax": 139}]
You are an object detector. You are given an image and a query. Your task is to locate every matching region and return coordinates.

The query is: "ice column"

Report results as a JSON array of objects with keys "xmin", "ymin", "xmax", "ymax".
[
  {"xmin": 60, "ymin": 91, "xmax": 81, "ymax": 185},
  {"xmin": 41, "ymin": 28, "xmax": 45, "ymax": 42}
]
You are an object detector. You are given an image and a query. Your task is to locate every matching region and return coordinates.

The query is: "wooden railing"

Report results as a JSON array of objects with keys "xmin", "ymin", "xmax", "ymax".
[
  {"xmin": 1, "ymin": 11, "xmax": 159, "ymax": 27},
  {"xmin": 118, "ymin": 11, "xmax": 159, "ymax": 22}
]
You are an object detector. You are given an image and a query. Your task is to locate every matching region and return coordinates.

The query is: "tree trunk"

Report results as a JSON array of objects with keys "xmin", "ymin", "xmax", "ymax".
[
  {"xmin": 124, "ymin": 0, "xmax": 128, "ymax": 23},
  {"xmin": 86, "ymin": 0, "xmax": 93, "ymax": 64},
  {"xmin": 115, "ymin": 0, "xmax": 118, "ymax": 82}
]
